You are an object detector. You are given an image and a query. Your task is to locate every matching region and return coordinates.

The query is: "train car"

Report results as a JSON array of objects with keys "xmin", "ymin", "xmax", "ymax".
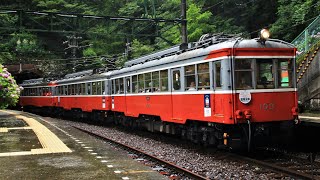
[
  {"xmin": 19, "ymin": 30, "xmax": 299, "ymax": 150},
  {"xmin": 20, "ymin": 78, "xmax": 57, "ymax": 113},
  {"xmin": 20, "ymin": 70, "xmax": 112, "ymax": 120}
]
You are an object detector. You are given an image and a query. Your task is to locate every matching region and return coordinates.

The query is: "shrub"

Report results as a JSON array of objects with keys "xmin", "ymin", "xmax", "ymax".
[{"xmin": 0, "ymin": 64, "xmax": 21, "ymax": 109}]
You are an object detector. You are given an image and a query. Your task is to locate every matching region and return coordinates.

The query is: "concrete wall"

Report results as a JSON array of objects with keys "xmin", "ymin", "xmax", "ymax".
[{"xmin": 297, "ymin": 50, "xmax": 320, "ymax": 109}]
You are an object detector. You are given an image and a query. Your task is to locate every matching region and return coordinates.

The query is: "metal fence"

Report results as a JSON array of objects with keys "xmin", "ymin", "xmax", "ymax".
[{"xmin": 292, "ymin": 15, "xmax": 320, "ymax": 57}]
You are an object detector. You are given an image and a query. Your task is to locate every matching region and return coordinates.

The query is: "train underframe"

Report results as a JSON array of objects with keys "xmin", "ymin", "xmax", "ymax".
[{"xmin": 22, "ymin": 105, "xmax": 295, "ymax": 151}]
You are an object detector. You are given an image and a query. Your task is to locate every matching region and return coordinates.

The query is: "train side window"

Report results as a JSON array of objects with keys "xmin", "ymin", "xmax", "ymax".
[
  {"xmin": 126, "ymin": 77, "xmax": 131, "ymax": 93},
  {"xmin": 81, "ymin": 83, "xmax": 85, "ymax": 95},
  {"xmin": 235, "ymin": 59, "xmax": 253, "ymax": 90},
  {"xmin": 97, "ymin": 81, "xmax": 102, "ymax": 95},
  {"xmin": 145, "ymin": 73, "xmax": 152, "ymax": 93},
  {"xmin": 278, "ymin": 59, "xmax": 292, "ymax": 88},
  {"xmin": 111, "ymin": 80, "xmax": 115, "ymax": 94},
  {"xmin": 62, "ymin": 86, "xmax": 65, "ymax": 95},
  {"xmin": 75, "ymin": 84, "xmax": 79, "ymax": 95},
  {"xmin": 138, "ymin": 74, "xmax": 144, "ymax": 93},
  {"xmin": 160, "ymin": 70, "xmax": 168, "ymax": 92},
  {"xmin": 132, "ymin": 75, "xmax": 138, "ymax": 93},
  {"xmin": 39, "ymin": 87, "xmax": 43, "ymax": 96},
  {"xmin": 63, "ymin": 85, "xmax": 66, "ymax": 95},
  {"xmin": 215, "ymin": 62, "xmax": 222, "ymax": 89},
  {"xmin": 115, "ymin": 79, "xmax": 120, "ymax": 94},
  {"xmin": 185, "ymin": 65, "xmax": 196, "ymax": 91},
  {"xmin": 102, "ymin": 81, "xmax": 105, "ymax": 95},
  {"xmin": 72, "ymin": 85, "xmax": 75, "ymax": 95},
  {"xmin": 256, "ymin": 59, "xmax": 275, "ymax": 89},
  {"xmin": 152, "ymin": 71, "xmax": 160, "ymax": 92},
  {"xmin": 87, "ymin": 83, "xmax": 92, "ymax": 95},
  {"xmin": 68, "ymin": 85, "xmax": 72, "ymax": 95},
  {"xmin": 119, "ymin": 78, "xmax": 124, "ymax": 94},
  {"xmin": 197, "ymin": 63, "xmax": 210, "ymax": 90},
  {"xmin": 172, "ymin": 69, "xmax": 181, "ymax": 91},
  {"xmin": 92, "ymin": 82, "xmax": 97, "ymax": 95}
]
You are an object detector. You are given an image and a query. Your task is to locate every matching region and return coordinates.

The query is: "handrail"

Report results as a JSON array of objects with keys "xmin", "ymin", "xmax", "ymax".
[{"xmin": 292, "ymin": 15, "xmax": 320, "ymax": 58}]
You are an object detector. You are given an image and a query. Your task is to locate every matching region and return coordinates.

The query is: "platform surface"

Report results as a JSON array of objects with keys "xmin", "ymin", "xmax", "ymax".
[{"xmin": 0, "ymin": 110, "xmax": 166, "ymax": 180}]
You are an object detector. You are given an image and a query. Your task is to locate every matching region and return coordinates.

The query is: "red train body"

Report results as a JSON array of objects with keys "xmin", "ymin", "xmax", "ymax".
[{"xmin": 19, "ymin": 35, "xmax": 299, "ymax": 150}]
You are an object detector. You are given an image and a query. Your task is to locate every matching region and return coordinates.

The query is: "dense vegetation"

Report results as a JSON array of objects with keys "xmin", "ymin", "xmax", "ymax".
[
  {"xmin": 0, "ymin": 0, "xmax": 319, "ymax": 75},
  {"xmin": 0, "ymin": 64, "xmax": 20, "ymax": 109}
]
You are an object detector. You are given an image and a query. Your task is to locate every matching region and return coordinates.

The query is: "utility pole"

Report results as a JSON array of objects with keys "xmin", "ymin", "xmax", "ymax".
[
  {"xmin": 63, "ymin": 35, "xmax": 82, "ymax": 72},
  {"xmin": 180, "ymin": 0, "xmax": 188, "ymax": 50}
]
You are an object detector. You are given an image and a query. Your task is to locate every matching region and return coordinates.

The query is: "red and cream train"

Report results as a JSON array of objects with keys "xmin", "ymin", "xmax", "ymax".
[{"xmin": 19, "ymin": 33, "xmax": 299, "ymax": 150}]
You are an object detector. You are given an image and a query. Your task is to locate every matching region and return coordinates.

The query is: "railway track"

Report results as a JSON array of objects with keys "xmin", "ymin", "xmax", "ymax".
[
  {"xmin": 72, "ymin": 122, "xmax": 320, "ymax": 179},
  {"xmin": 72, "ymin": 125, "xmax": 207, "ymax": 180},
  {"xmin": 230, "ymin": 150, "xmax": 320, "ymax": 179}
]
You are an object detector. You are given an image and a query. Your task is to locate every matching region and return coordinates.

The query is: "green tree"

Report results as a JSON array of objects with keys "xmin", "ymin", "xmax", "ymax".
[
  {"xmin": 162, "ymin": 3, "xmax": 216, "ymax": 44},
  {"xmin": 270, "ymin": 0, "xmax": 320, "ymax": 41},
  {"xmin": 131, "ymin": 39, "xmax": 154, "ymax": 58},
  {"xmin": 0, "ymin": 64, "xmax": 20, "ymax": 109}
]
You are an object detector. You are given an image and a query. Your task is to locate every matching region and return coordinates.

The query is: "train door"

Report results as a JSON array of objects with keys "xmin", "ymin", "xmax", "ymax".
[
  {"xmin": 170, "ymin": 68, "xmax": 183, "ymax": 122},
  {"xmin": 213, "ymin": 61, "xmax": 222, "ymax": 115},
  {"xmin": 125, "ymin": 77, "xmax": 131, "ymax": 115}
]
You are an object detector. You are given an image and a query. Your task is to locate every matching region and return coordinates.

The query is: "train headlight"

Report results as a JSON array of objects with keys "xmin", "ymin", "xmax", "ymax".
[
  {"xmin": 259, "ymin": 29, "xmax": 270, "ymax": 41},
  {"xmin": 260, "ymin": 29, "xmax": 270, "ymax": 39}
]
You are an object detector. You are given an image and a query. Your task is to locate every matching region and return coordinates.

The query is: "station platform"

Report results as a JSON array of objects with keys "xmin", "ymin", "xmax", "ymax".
[
  {"xmin": 0, "ymin": 110, "xmax": 166, "ymax": 179},
  {"xmin": 299, "ymin": 112, "xmax": 320, "ymax": 127}
]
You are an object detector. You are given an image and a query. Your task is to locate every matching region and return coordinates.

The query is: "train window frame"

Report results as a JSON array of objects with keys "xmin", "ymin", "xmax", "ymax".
[
  {"xmin": 138, "ymin": 74, "xmax": 144, "ymax": 93},
  {"xmin": 234, "ymin": 59, "xmax": 254, "ymax": 90},
  {"xmin": 197, "ymin": 63, "xmax": 210, "ymax": 90},
  {"xmin": 115, "ymin": 79, "xmax": 120, "ymax": 94},
  {"xmin": 184, "ymin": 65, "xmax": 196, "ymax": 91},
  {"xmin": 68, "ymin": 85, "xmax": 71, "ymax": 95},
  {"xmin": 87, "ymin": 82, "xmax": 92, "ymax": 95},
  {"xmin": 111, "ymin": 79, "xmax": 115, "ymax": 94},
  {"xmin": 256, "ymin": 59, "xmax": 275, "ymax": 89},
  {"xmin": 119, "ymin": 78, "xmax": 124, "ymax": 94},
  {"xmin": 214, "ymin": 61, "xmax": 222, "ymax": 89},
  {"xmin": 76, "ymin": 84, "xmax": 80, "ymax": 95},
  {"xmin": 125, "ymin": 77, "xmax": 131, "ymax": 94},
  {"xmin": 144, "ymin": 72, "xmax": 152, "ymax": 93},
  {"xmin": 152, "ymin": 71, "xmax": 160, "ymax": 92},
  {"xmin": 72, "ymin": 84, "xmax": 76, "ymax": 95},
  {"xmin": 102, "ymin": 81, "xmax": 105, "ymax": 95},
  {"xmin": 92, "ymin": 82, "xmax": 97, "ymax": 95},
  {"xmin": 81, "ymin": 83, "xmax": 85, "ymax": 95},
  {"xmin": 97, "ymin": 81, "xmax": 102, "ymax": 95},
  {"xmin": 277, "ymin": 59, "xmax": 293, "ymax": 88},
  {"xmin": 160, "ymin": 70, "xmax": 168, "ymax": 92},
  {"xmin": 171, "ymin": 68, "xmax": 181, "ymax": 91},
  {"xmin": 132, "ymin": 75, "xmax": 138, "ymax": 93}
]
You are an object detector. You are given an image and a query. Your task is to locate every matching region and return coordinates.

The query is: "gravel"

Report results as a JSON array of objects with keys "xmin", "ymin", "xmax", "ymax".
[{"xmin": 54, "ymin": 120, "xmax": 273, "ymax": 179}]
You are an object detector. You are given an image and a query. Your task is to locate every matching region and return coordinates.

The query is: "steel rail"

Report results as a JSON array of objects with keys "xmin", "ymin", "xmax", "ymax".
[
  {"xmin": 229, "ymin": 153, "xmax": 318, "ymax": 180},
  {"xmin": 72, "ymin": 126, "xmax": 208, "ymax": 180}
]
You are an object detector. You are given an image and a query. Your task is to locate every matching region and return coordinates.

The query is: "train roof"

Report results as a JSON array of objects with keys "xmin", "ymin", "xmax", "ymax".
[
  {"xmin": 108, "ymin": 37, "xmax": 295, "ymax": 78},
  {"xmin": 20, "ymin": 34, "xmax": 295, "ymax": 86}
]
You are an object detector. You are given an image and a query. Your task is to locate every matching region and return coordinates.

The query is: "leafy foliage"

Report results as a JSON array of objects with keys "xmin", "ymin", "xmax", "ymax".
[
  {"xmin": 0, "ymin": 64, "xmax": 20, "ymax": 109},
  {"xmin": 0, "ymin": 0, "xmax": 318, "ymax": 75},
  {"xmin": 270, "ymin": 0, "xmax": 320, "ymax": 41}
]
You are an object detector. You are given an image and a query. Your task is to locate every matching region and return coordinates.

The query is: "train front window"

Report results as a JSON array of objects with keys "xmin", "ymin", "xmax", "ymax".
[
  {"xmin": 278, "ymin": 59, "xmax": 293, "ymax": 88},
  {"xmin": 235, "ymin": 59, "xmax": 253, "ymax": 89},
  {"xmin": 256, "ymin": 59, "xmax": 275, "ymax": 89}
]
